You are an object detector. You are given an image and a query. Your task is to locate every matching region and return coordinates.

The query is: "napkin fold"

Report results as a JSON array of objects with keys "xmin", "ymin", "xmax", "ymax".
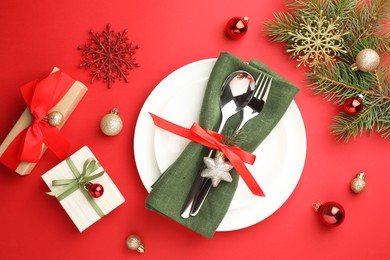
[{"xmin": 146, "ymin": 52, "xmax": 300, "ymax": 238}]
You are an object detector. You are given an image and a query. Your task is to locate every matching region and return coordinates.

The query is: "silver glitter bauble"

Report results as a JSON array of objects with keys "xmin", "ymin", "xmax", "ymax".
[
  {"xmin": 46, "ymin": 111, "xmax": 64, "ymax": 126},
  {"xmin": 126, "ymin": 234, "xmax": 145, "ymax": 253},
  {"xmin": 100, "ymin": 108, "xmax": 123, "ymax": 136},
  {"xmin": 351, "ymin": 172, "xmax": 366, "ymax": 193},
  {"xmin": 351, "ymin": 49, "xmax": 380, "ymax": 72}
]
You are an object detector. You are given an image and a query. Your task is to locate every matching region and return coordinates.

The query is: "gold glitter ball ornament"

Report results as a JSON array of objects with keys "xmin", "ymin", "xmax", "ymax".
[
  {"xmin": 351, "ymin": 172, "xmax": 366, "ymax": 193},
  {"xmin": 46, "ymin": 111, "xmax": 64, "ymax": 126},
  {"xmin": 126, "ymin": 234, "xmax": 145, "ymax": 253},
  {"xmin": 100, "ymin": 108, "xmax": 123, "ymax": 136},
  {"xmin": 351, "ymin": 49, "xmax": 380, "ymax": 72}
]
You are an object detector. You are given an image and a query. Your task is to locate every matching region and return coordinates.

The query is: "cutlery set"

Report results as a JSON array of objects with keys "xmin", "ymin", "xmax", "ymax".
[{"xmin": 181, "ymin": 70, "xmax": 273, "ymax": 218}]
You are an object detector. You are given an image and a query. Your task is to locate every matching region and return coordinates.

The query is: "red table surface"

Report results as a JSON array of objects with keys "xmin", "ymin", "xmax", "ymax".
[{"xmin": 0, "ymin": 0, "xmax": 389, "ymax": 259}]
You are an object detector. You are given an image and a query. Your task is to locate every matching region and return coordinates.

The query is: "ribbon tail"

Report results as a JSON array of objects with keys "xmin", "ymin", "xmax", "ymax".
[
  {"xmin": 150, "ymin": 113, "xmax": 224, "ymax": 149},
  {"xmin": 42, "ymin": 124, "xmax": 70, "ymax": 160},
  {"xmin": 223, "ymin": 149, "xmax": 265, "ymax": 197},
  {"xmin": 228, "ymin": 146, "xmax": 256, "ymax": 165},
  {"xmin": 82, "ymin": 158, "xmax": 101, "ymax": 177},
  {"xmin": 83, "ymin": 170, "xmax": 106, "ymax": 182},
  {"xmin": 18, "ymin": 126, "xmax": 44, "ymax": 162},
  {"xmin": 149, "ymin": 113, "xmax": 194, "ymax": 140},
  {"xmin": 47, "ymin": 180, "xmax": 78, "ymax": 199},
  {"xmin": 52, "ymin": 179, "xmax": 76, "ymax": 186},
  {"xmin": 80, "ymin": 188, "xmax": 105, "ymax": 217}
]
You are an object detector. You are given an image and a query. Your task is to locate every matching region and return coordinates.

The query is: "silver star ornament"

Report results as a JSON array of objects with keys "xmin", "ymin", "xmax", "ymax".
[{"xmin": 200, "ymin": 156, "xmax": 233, "ymax": 187}]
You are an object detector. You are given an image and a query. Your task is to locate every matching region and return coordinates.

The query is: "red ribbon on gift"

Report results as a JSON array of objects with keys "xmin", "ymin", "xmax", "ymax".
[
  {"xmin": 0, "ymin": 71, "xmax": 74, "ymax": 169},
  {"xmin": 149, "ymin": 113, "xmax": 265, "ymax": 196}
]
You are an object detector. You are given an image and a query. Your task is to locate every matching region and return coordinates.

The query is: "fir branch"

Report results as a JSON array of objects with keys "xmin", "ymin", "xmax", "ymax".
[
  {"xmin": 265, "ymin": 0, "xmax": 390, "ymax": 141},
  {"xmin": 285, "ymin": 0, "xmax": 327, "ymax": 16},
  {"xmin": 309, "ymin": 62, "xmax": 375, "ymax": 103},
  {"xmin": 375, "ymin": 71, "xmax": 383, "ymax": 91},
  {"xmin": 376, "ymin": 63, "xmax": 390, "ymax": 95},
  {"xmin": 348, "ymin": 0, "xmax": 390, "ymax": 48},
  {"xmin": 264, "ymin": 12, "xmax": 301, "ymax": 42},
  {"xmin": 221, "ymin": 128, "xmax": 249, "ymax": 148},
  {"xmin": 310, "ymin": 63, "xmax": 390, "ymax": 103},
  {"xmin": 377, "ymin": 118, "xmax": 390, "ymax": 138},
  {"xmin": 330, "ymin": 97, "xmax": 389, "ymax": 140},
  {"xmin": 310, "ymin": 61, "xmax": 390, "ymax": 141},
  {"xmin": 353, "ymin": 33, "xmax": 390, "ymax": 54},
  {"xmin": 324, "ymin": 0, "xmax": 356, "ymax": 25}
]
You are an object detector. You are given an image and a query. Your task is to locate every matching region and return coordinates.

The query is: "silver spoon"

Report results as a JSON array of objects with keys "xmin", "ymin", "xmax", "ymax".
[{"xmin": 180, "ymin": 70, "xmax": 256, "ymax": 218}]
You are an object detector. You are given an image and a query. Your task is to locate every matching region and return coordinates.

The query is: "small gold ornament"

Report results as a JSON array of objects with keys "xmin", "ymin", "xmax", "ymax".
[
  {"xmin": 350, "ymin": 172, "xmax": 366, "ymax": 193},
  {"xmin": 351, "ymin": 49, "xmax": 380, "ymax": 72},
  {"xmin": 126, "ymin": 234, "xmax": 145, "ymax": 253},
  {"xmin": 100, "ymin": 108, "xmax": 123, "ymax": 136},
  {"xmin": 46, "ymin": 111, "xmax": 64, "ymax": 126}
]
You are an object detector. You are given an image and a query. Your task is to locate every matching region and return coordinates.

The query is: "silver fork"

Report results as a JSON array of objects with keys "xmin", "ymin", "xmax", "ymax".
[
  {"xmin": 235, "ymin": 73, "xmax": 272, "ymax": 132},
  {"xmin": 189, "ymin": 73, "xmax": 273, "ymax": 216}
]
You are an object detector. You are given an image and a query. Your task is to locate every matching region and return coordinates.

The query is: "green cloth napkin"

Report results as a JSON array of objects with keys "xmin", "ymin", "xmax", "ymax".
[{"xmin": 146, "ymin": 52, "xmax": 300, "ymax": 238}]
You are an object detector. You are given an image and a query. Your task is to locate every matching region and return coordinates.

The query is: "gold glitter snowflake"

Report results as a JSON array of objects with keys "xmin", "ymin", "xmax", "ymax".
[{"xmin": 286, "ymin": 10, "xmax": 348, "ymax": 68}]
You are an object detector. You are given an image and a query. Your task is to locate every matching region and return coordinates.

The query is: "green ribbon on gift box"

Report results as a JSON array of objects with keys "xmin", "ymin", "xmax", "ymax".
[{"xmin": 47, "ymin": 157, "xmax": 105, "ymax": 218}]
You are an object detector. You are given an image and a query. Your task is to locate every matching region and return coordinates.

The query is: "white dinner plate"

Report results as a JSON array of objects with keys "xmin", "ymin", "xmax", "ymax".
[{"xmin": 134, "ymin": 58, "xmax": 306, "ymax": 231}]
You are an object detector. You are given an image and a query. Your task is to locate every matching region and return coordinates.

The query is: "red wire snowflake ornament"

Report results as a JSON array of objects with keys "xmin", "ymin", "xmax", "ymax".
[{"xmin": 78, "ymin": 24, "xmax": 140, "ymax": 88}]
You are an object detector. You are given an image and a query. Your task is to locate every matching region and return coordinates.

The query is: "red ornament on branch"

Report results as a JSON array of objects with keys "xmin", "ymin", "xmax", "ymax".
[
  {"xmin": 343, "ymin": 95, "xmax": 363, "ymax": 115},
  {"xmin": 78, "ymin": 24, "xmax": 140, "ymax": 88}
]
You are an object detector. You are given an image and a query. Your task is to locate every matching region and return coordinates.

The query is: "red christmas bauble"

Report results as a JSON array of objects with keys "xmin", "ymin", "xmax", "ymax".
[
  {"xmin": 343, "ymin": 96, "xmax": 363, "ymax": 115},
  {"xmin": 313, "ymin": 201, "xmax": 345, "ymax": 227},
  {"xmin": 88, "ymin": 183, "xmax": 104, "ymax": 198},
  {"xmin": 226, "ymin": 17, "xmax": 248, "ymax": 39}
]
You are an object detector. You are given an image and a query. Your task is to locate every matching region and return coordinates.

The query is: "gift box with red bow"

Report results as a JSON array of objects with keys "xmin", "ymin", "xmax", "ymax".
[{"xmin": 0, "ymin": 68, "xmax": 87, "ymax": 175}]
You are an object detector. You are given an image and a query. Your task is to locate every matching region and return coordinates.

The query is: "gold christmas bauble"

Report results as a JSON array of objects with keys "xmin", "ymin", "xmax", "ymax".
[
  {"xmin": 100, "ymin": 108, "xmax": 123, "ymax": 136},
  {"xmin": 46, "ymin": 111, "xmax": 64, "ymax": 126},
  {"xmin": 350, "ymin": 172, "xmax": 366, "ymax": 193},
  {"xmin": 351, "ymin": 49, "xmax": 380, "ymax": 72},
  {"xmin": 126, "ymin": 234, "xmax": 145, "ymax": 253}
]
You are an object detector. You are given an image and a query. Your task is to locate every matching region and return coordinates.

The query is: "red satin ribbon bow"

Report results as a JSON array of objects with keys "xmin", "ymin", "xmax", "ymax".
[
  {"xmin": 1, "ymin": 71, "xmax": 73, "ymax": 168},
  {"xmin": 149, "ymin": 113, "xmax": 265, "ymax": 196}
]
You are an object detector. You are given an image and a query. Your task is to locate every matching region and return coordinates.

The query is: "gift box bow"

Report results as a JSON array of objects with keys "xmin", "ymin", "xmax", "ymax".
[
  {"xmin": 150, "ymin": 113, "xmax": 265, "ymax": 196},
  {"xmin": 47, "ymin": 157, "xmax": 106, "ymax": 218},
  {"xmin": 2, "ymin": 71, "xmax": 73, "ymax": 166}
]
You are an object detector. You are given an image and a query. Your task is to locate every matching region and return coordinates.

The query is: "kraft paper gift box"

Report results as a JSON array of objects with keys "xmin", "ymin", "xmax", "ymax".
[
  {"xmin": 0, "ymin": 67, "xmax": 87, "ymax": 175},
  {"xmin": 42, "ymin": 146, "xmax": 125, "ymax": 232}
]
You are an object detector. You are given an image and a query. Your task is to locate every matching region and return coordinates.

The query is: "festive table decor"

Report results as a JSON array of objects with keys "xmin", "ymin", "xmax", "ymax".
[
  {"xmin": 146, "ymin": 52, "xmax": 299, "ymax": 238},
  {"xmin": 42, "ymin": 146, "xmax": 125, "ymax": 232},
  {"xmin": 0, "ymin": 68, "xmax": 87, "ymax": 175},
  {"xmin": 149, "ymin": 113, "xmax": 262, "ymax": 196},
  {"xmin": 78, "ymin": 24, "xmax": 140, "ymax": 88},
  {"xmin": 264, "ymin": 0, "xmax": 390, "ymax": 141}
]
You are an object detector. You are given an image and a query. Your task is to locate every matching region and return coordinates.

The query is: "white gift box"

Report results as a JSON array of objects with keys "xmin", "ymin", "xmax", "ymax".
[{"xmin": 42, "ymin": 146, "xmax": 125, "ymax": 232}]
